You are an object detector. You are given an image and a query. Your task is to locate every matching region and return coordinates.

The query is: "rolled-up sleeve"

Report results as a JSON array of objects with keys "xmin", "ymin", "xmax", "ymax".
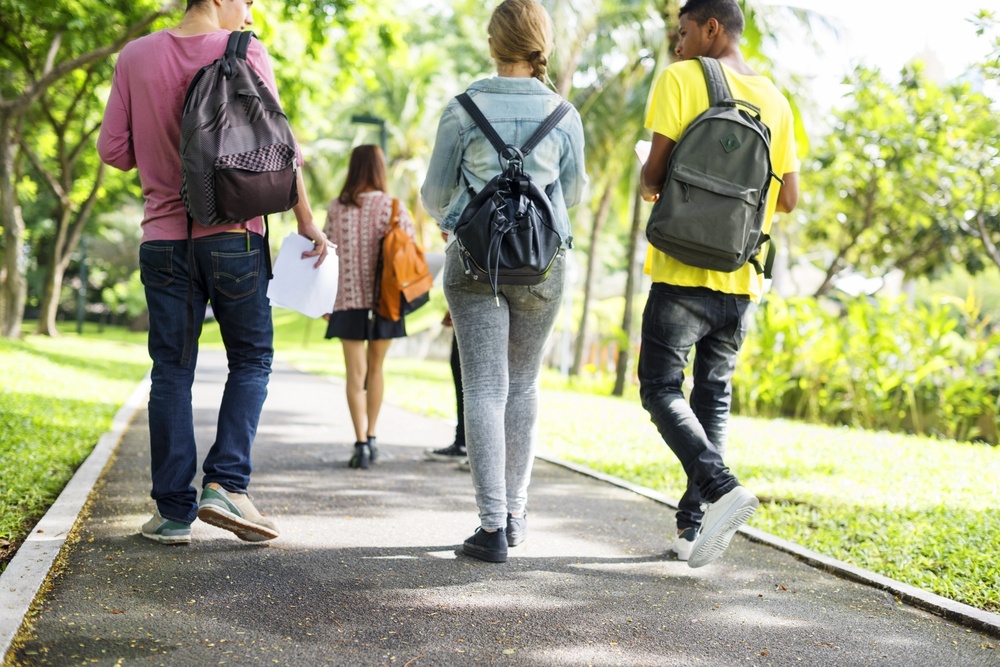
[
  {"xmin": 420, "ymin": 103, "xmax": 464, "ymax": 226},
  {"xmin": 97, "ymin": 61, "xmax": 136, "ymax": 171}
]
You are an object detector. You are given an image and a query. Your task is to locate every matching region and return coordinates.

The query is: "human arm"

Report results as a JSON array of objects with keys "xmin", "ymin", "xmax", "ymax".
[
  {"xmin": 96, "ymin": 61, "xmax": 136, "ymax": 171},
  {"xmin": 420, "ymin": 103, "xmax": 463, "ymax": 227},
  {"xmin": 558, "ymin": 107, "xmax": 588, "ymax": 209},
  {"xmin": 775, "ymin": 171, "xmax": 799, "ymax": 213},
  {"xmin": 639, "ymin": 132, "xmax": 676, "ymax": 202},
  {"xmin": 293, "ymin": 170, "xmax": 331, "ymax": 267}
]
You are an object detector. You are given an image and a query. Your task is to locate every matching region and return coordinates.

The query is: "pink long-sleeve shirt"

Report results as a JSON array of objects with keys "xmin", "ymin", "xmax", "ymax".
[{"xmin": 97, "ymin": 29, "xmax": 296, "ymax": 242}]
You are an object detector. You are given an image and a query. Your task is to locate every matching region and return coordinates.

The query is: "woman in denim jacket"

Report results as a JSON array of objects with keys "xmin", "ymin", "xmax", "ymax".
[{"xmin": 421, "ymin": 0, "xmax": 587, "ymax": 563}]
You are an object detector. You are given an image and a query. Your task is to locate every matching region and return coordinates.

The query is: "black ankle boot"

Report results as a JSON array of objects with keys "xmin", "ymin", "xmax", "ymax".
[
  {"xmin": 348, "ymin": 441, "xmax": 370, "ymax": 469},
  {"xmin": 367, "ymin": 436, "xmax": 378, "ymax": 463}
]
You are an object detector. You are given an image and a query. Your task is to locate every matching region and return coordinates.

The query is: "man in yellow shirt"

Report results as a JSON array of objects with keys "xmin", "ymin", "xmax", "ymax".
[{"xmin": 638, "ymin": 0, "xmax": 800, "ymax": 568}]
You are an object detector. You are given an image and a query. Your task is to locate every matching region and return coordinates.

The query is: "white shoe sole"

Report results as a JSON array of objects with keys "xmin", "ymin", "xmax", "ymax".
[
  {"xmin": 141, "ymin": 531, "xmax": 191, "ymax": 545},
  {"xmin": 197, "ymin": 504, "xmax": 279, "ymax": 542},
  {"xmin": 688, "ymin": 488, "xmax": 758, "ymax": 568}
]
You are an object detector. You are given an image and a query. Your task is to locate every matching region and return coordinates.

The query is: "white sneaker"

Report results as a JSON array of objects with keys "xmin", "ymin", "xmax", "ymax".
[
  {"xmin": 687, "ymin": 486, "xmax": 758, "ymax": 568},
  {"xmin": 457, "ymin": 457, "xmax": 470, "ymax": 472},
  {"xmin": 672, "ymin": 526, "xmax": 697, "ymax": 561},
  {"xmin": 197, "ymin": 483, "xmax": 279, "ymax": 542}
]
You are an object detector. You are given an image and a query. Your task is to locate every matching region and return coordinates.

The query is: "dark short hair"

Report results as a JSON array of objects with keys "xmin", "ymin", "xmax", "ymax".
[
  {"xmin": 338, "ymin": 145, "xmax": 388, "ymax": 207},
  {"xmin": 186, "ymin": 0, "xmax": 207, "ymax": 10},
  {"xmin": 679, "ymin": 0, "xmax": 745, "ymax": 38}
]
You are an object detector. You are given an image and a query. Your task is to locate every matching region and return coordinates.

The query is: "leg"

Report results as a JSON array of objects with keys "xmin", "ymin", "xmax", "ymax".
[
  {"xmin": 341, "ymin": 339, "xmax": 369, "ymax": 443},
  {"xmin": 637, "ymin": 284, "xmax": 738, "ymax": 505},
  {"xmin": 140, "ymin": 240, "xmax": 204, "ymax": 525},
  {"xmin": 450, "ymin": 332, "xmax": 466, "ymax": 448},
  {"xmin": 444, "ymin": 245, "xmax": 511, "ymax": 531},
  {"xmin": 364, "ymin": 338, "xmax": 393, "ymax": 438},
  {"xmin": 199, "ymin": 232, "xmax": 273, "ymax": 494},
  {"xmin": 502, "ymin": 255, "xmax": 565, "ymax": 519}
]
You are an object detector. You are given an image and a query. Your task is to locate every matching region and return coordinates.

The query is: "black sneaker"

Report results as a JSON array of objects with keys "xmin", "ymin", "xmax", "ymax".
[
  {"xmin": 506, "ymin": 513, "xmax": 527, "ymax": 547},
  {"xmin": 462, "ymin": 527, "xmax": 508, "ymax": 563},
  {"xmin": 348, "ymin": 441, "xmax": 370, "ymax": 469},
  {"xmin": 425, "ymin": 442, "xmax": 467, "ymax": 462}
]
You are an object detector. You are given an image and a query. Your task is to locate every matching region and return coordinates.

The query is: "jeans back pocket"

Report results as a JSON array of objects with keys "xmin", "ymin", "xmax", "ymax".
[
  {"xmin": 212, "ymin": 249, "xmax": 260, "ymax": 300},
  {"xmin": 139, "ymin": 244, "xmax": 175, "ymax": 288}
]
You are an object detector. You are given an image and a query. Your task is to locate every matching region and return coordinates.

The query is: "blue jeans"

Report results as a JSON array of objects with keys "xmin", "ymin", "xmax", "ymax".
[
  {"xmin": 637, "ymin": 283, "xmax": 755, "ymax": 531},
  {"xmin": 443, "ymin": 243, "xmax": 565, "ymax": 530},
  {"xmin": 139, "ymin": 231, "xmax": 273, "ymax": 524}
]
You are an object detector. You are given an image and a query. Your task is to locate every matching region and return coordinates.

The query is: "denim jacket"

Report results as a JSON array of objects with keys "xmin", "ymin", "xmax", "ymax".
[{"xmin": 420, "ymin": 77, "xmax": 588, "ymax": 247}]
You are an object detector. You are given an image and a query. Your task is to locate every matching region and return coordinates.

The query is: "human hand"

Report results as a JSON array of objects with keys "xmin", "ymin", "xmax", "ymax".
[{"xmin": 298, "ymin": 222, "xmax": 333, "ymax": 268}]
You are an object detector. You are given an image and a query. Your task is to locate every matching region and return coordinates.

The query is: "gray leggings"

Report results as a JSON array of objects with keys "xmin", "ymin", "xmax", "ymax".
[{"xmin": 443, "ymin": 243, "xmax": 565, "ymax": 530}]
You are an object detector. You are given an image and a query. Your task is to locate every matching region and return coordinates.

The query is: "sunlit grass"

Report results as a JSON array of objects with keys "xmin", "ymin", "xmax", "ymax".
[{"xmin": 0, "ymin": 327, "xmax": 150, "ymax": 566}]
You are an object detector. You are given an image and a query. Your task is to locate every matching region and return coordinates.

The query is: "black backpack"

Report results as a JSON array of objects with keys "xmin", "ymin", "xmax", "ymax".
[
  {"xmin": 646, "ymin": 57, "xmax": 782, "ymax": 275},
  {"xmin": 180, "ymin": 30, "xmax": 298, "ymax": 228},
  {"xmin": 177, "ymin": 31, "xmax": 298, "ymax": 367},
  {"xmin": 453, "ymin": 93, "xmax": 572, "ymax": 301}
]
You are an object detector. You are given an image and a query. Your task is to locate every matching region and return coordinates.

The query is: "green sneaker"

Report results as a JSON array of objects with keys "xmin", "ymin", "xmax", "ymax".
[
  {"xmin": 197, "ymin": 482, "xmax": 279, "ymax": 542},
  {"xmin": 141, "ymin": 513, "xmax": 191, "ymax": 545}
]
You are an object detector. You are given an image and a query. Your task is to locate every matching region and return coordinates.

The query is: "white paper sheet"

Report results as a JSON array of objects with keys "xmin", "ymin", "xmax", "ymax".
[
  {"xmin": 634, "ymin": 140, "xmax": 651, "ymax": 165},
  {"xmin": 266, "ymin": 233, "xmax": 339, "ymax": 319}
]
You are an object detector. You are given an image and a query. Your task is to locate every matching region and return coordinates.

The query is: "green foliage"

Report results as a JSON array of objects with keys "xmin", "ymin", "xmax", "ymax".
[
  {"xmin": 0, "ymin": 331, "xmax": 149, "ymax": 558},
  {"xmin": 799, "ymin": 64, "xmax": 1000, "ymax": 291},
  {"xmin": 735, "ymin": 294, "xmax": 1000, "ymax": 444}
]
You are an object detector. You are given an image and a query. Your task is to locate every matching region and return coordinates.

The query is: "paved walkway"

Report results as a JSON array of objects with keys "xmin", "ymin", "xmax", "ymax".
[{"xmin": 4, "ymin": 351, "xmax": 999, "ymax": 666}]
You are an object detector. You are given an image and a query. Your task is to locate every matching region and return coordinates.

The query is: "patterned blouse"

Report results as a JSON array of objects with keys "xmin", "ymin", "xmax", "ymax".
[{"xmin": 324, "ymin": 191, "xmax": 416, "ymax": 311}]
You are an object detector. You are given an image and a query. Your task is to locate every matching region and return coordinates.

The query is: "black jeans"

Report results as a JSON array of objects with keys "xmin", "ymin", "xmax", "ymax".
[
  {"xmin": 638, "ymin": 283, "xmax": 755, "ymax": 530},
  {"xmin": 450, "ymin": 333, "xmax": 466, "ymax": 448}
]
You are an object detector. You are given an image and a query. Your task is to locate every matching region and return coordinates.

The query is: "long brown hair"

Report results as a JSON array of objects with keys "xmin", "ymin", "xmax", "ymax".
[{"xmin": 338, "ymin": 145, "xmax": 388, "ymax": 207}]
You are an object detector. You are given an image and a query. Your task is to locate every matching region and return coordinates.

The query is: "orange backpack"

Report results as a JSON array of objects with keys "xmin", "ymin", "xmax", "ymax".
[{"xmin": 375, "ymin": 199, "xmax": 433, "ymax": 321}]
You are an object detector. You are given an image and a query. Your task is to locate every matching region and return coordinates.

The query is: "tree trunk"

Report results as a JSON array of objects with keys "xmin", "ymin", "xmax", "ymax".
[
  {"xmin": 613, "ymin": 182, "xmax": 645, "ymax": 397},
  {"xmin": 34, "ymin": 161, "xmax": 104, "ymax": 336},
  {"xmin": 570, "ymin": 179, "xmax": 614, "ymax": 376},
  {"xmin": 0, "ymin": 114, "xmax": 27, "ymax": 338},
  {"xmin": 36, "ymin": 260, "xmax": 66, "ymax": 336}
]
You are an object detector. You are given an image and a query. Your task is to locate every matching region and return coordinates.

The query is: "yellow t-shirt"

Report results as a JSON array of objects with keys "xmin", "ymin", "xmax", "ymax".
[{"xmin": 644, "ymin": 59, "xmax": 800, "ymax": 302}]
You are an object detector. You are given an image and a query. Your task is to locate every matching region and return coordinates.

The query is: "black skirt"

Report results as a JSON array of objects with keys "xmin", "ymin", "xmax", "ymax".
[{"xmin": 324, "ymin": 308, "xmax": 406, "ymax": 341}]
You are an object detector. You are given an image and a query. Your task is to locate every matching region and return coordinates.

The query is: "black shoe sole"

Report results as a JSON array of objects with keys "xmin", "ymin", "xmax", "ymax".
[
  {"xmin": 348, "ymin": 445, "xmax": 370, "ymax": 469},
  {"xmin": 463, "ymin": 542, "xmax": 508, "ymax": 563}
]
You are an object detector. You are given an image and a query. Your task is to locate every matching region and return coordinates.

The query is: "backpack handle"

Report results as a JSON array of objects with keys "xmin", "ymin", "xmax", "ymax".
[
  {"xmin": 222, "ymin": 31, "xmax": 255, "ymax": 78},
  {"xmin": 697, "ymin": 56, "xmax": 763, "ymax": 118}
]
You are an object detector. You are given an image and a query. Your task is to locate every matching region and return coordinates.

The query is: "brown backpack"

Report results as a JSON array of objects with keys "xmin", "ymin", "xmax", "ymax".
[{"xmin": 375, "ymin": 199, "xmax": 433, "ymax": 322}]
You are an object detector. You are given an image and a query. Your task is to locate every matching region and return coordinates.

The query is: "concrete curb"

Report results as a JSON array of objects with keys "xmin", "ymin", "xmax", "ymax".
[
  {"xmin": 0, "ymin": 375, "xmax": 151, "ymax": 658},
  {"xmin": 536, "ymin": 452, "xmax": 1000, "ymax": 639}
]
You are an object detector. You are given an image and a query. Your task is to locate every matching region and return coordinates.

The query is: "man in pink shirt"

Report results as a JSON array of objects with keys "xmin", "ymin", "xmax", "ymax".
[{"xmin": 98, "ymin": 0, "xmax": 329, "ymax": 545}]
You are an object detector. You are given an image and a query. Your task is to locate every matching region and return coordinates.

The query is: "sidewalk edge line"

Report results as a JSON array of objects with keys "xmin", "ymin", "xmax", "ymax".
[
  {"xmin": 535, "ymin": 452, "xmax": 1000, "ymax": 638},
  {"xmin": 0, "ymin": 374, "xmax": 151, "ymax": 659}
]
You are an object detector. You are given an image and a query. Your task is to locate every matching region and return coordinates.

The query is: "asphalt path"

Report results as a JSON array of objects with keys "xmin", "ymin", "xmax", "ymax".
[{"xmin": 5, "ymin": 350, "xmax": 999, "ymax": 666}]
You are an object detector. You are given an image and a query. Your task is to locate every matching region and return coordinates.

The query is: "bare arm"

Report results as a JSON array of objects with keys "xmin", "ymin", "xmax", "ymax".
[
  {"xmin": 293, "ymin": 170, "xmax": 331, "ymax": 267},
  {"xmin": 775, "ymin": 171, "xmax": 799, "ymax": 213},
  {"xmin": 639, "ymin": 132, "xmax": 675, "ymax": 202}
]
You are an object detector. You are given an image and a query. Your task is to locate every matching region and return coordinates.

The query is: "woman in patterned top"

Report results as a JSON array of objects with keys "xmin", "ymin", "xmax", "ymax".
[{"xmin": 323, "ymin": 145, "xmax": 417, "ymax": 469}]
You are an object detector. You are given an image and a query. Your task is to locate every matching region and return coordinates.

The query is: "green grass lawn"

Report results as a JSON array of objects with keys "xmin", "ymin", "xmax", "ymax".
[
  {"xmin": 0, "ymin": 325, "xmax": 150, "ymax": 569},
  {"xmin": 2, "ymin": 311, "xmax": 998, "ymax": 615}
]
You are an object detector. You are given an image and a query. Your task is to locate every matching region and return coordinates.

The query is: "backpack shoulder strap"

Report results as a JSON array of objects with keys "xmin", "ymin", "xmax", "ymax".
[
  {"xmin": 521, "ymin": 101, "xmax": 572, "ymax": 156},
  {"xmin": 234, "ymin": 30, "xmax": 255, "ymax": 60},
  {"xmin": 696, "ymin": 56, "xmax": 731, "ymax": 107},
  {"xmin": 389, "ymin": 197, "xmax": 400, "ymax": 230},
  {"xmin": 456, "ymin": 93, "xmax": 507, "ymax": 155}
]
